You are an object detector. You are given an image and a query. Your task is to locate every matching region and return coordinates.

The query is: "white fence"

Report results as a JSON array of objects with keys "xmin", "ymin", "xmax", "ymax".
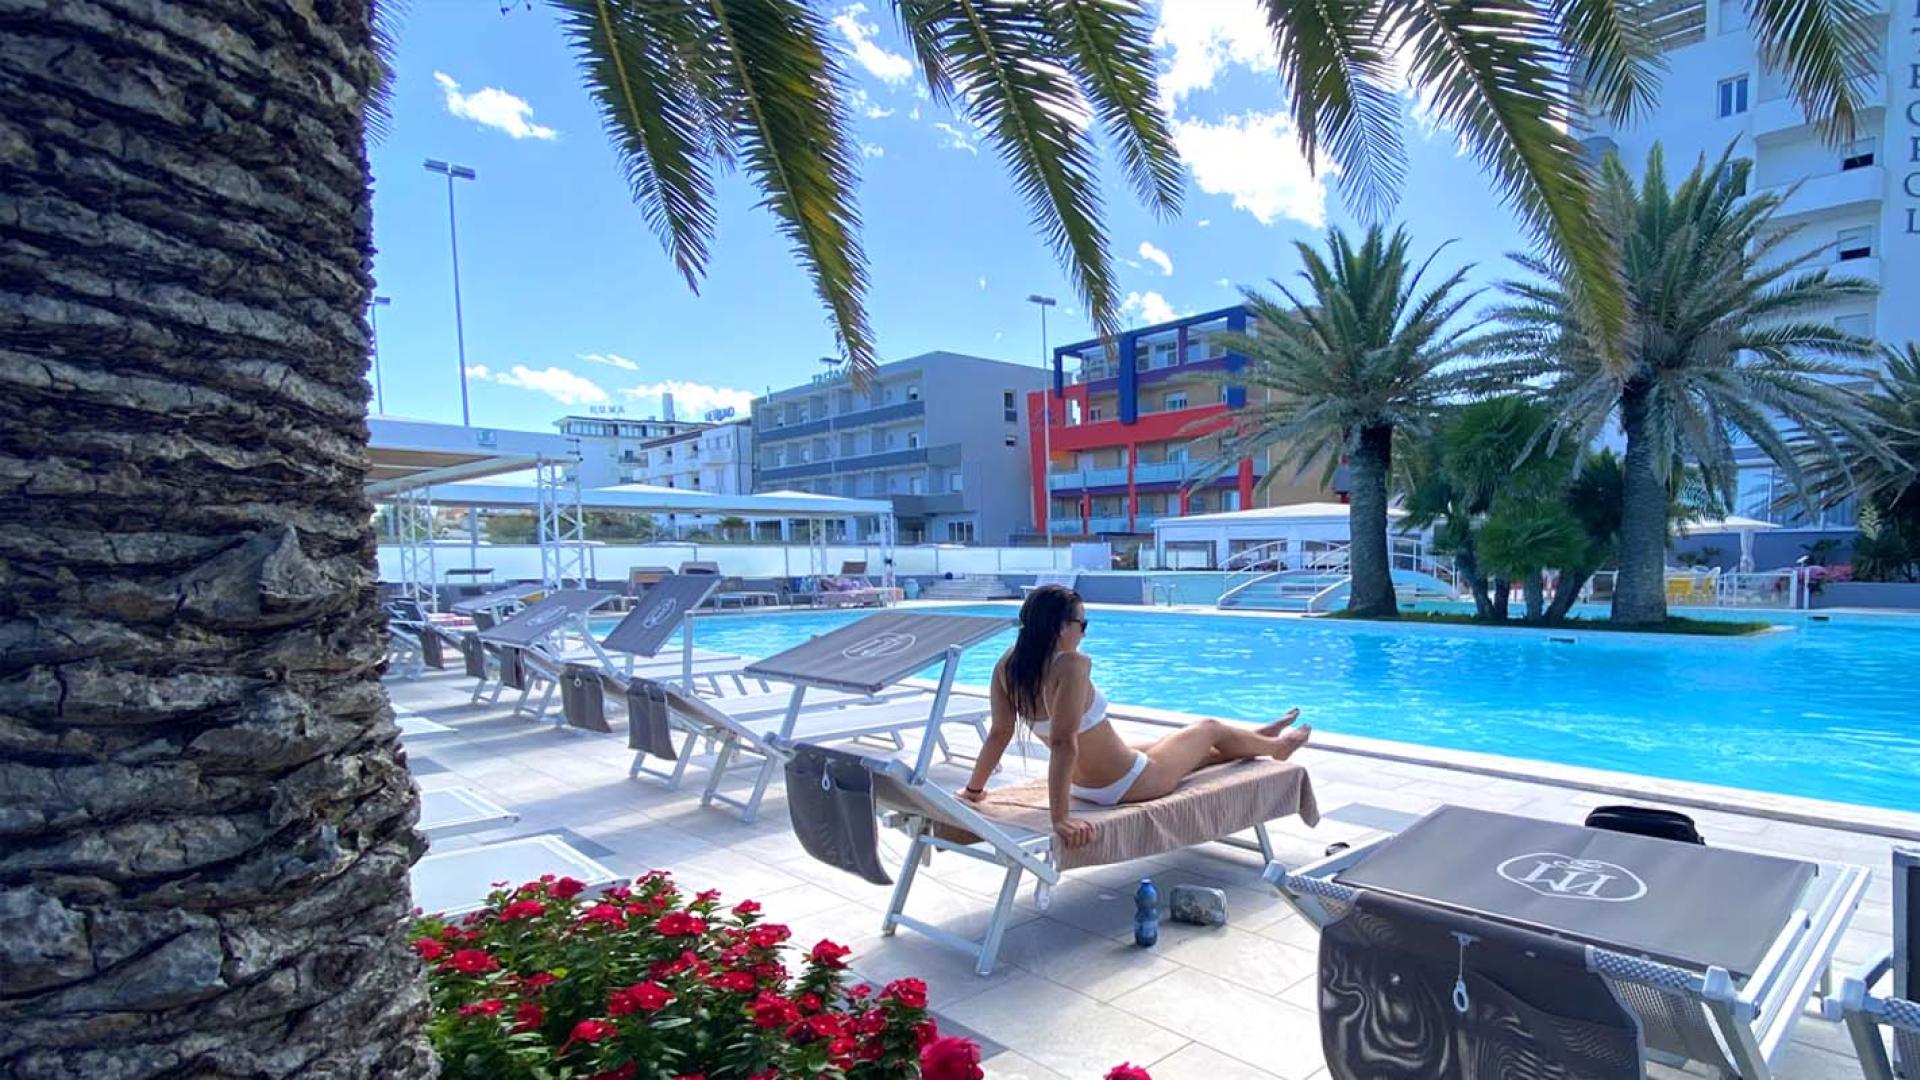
[{"xmin": 374, "ymin": 542, "xmax": 1074, "ymax": 584}]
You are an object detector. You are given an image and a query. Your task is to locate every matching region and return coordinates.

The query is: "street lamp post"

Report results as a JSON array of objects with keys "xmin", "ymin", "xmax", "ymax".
[
  {"xmin": 368, "ymin": 295, "xmax": 391, "ymax": 414},
  {"xmin": 1026, "ymin": 294, "xmax": 1058, "ymax": 547},
  {"xmin": 424, "ymin": 159, "xmax": 477, "ymax": 426}
]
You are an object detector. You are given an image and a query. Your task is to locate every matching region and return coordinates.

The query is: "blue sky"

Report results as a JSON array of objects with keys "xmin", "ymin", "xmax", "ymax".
[{"xmin": 367, "ymin": 2, "xmax": 1530, "ymax": 429}]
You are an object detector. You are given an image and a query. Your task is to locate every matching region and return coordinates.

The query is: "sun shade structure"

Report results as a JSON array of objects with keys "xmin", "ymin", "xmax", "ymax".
[
  {"xmin": 1675, "ymin": 513, "xmax": 1781, "ymax": 572},
  {"xmin": 1271, "ymin": 805, "xmax": 1870, "ymax": 1079}
]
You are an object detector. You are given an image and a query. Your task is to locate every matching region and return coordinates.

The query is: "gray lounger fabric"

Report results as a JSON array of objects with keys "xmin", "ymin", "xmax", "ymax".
[
  {"xmin": 602, "ymin": 574, "xmax": 722, "ymax": 658},
  {"xmin": 625, "ymin": 679, "xmax": 680, "ymax": 760},
  {"xmin": 450, "ymin": 585, "xmax": 542, "ymax": 615},
  {"xmin": 1337, "ymin": 806, "xmax": 1814, "ymax": 978},
  {"xmin": 1319, "ymin": 888, "xmax": 1644, "ymax": 1080},
  {"xmin": 480, "ymin": 589, "xmax": 618, "ymax": 646},
  {"xmin": 742, "ymin": 612, "xmax": 1012, "ymax": 694}
]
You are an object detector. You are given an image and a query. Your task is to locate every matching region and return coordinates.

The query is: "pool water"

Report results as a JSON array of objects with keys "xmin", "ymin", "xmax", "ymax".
[{"xmin": 599, "ymin": 606, "xmax": 1920, "ymax": 814}]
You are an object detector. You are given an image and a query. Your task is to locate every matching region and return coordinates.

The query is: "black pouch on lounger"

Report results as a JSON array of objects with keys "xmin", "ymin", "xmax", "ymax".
[
  {"xmin": 420, "ymin": 630, "xmax": 446, "ymax": 670},
  {"xmin": 785, "ymin": 743, "xmax": 892, "ymax": 886},
  {"xmin": 461, "ymin": 632, "xmax": 487, "ymax": 678},
  {"xmin": 1585, "ymin": 804, "xmax": 1704, "ymax": 845},
  {"xmin": 499, "ymin": 647, "xmax": 529, "ymax": 691},
  {"xmin": 562, "ymin": 664, "xmax": 610, "ymax": 733},
  {"xmin": 624, "ymin": 679, "xmax": 679, "ymax": 760}
]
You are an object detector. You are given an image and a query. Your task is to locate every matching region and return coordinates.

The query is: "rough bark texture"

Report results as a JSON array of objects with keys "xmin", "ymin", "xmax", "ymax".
[
  {"xmin": 1612, "ymin": 386, "xmax": 1670, "ymax": 625},
  {"xmin": 1521, "ymin": 572, "xmax": 1545, "ymax": 621},
  {"xmin": 1457, "ymin": 541, "xmax": 1493, "ymax": 619},
  {"xmin": 0, "ymin": 1, "xmax": 434, "ymax": 1077},
  {"xmin": 1345, "ymin": 425, "xmax": 1398, "ymax": 618}
]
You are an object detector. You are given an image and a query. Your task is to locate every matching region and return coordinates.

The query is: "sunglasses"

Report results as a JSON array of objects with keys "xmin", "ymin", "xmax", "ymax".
[{"xmin": 1069, "ymin": 616, "xmax": 1090, "ymax": 631}]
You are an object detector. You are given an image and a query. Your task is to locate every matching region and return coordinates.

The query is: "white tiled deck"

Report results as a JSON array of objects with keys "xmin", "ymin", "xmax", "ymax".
[{"xmin": 389, "ymin": 666, "xmax": 1909, "ymax": 1080}]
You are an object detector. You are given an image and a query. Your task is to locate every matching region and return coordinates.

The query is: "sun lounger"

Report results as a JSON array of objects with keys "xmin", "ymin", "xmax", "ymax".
[
  {"xmin": 1269, "ymin": 806, "xmax": 1869, "ymax": 1079},
  {"xmin": 1020, "ymin": 570, "xmax": 1080, "ymax": 596},
  {"xmin": 411, "ymin": 835, "xmax": 617, "ymax": 917},
  {"xmin": 1840, "ymin": 847, "xmax": 1920, "ymax": 1080},
  {"xmin": 469, "ymin": 588, "xmax": 620, "ymax": 706},
  {"xmin": 625, "ymin": 612, "xmax": 1012, "ymax": 823},
  {"xmin": 418, "ymin": 786, "xmax": 519, "ymax": 840},
  {"xmin": 771, "ymin": 725, "xmax": 1318, "ymax": 976}
]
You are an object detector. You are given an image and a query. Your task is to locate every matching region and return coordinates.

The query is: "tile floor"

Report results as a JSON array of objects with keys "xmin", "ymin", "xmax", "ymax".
[{"xmin": 389, "ymin": 665, "xmax": 1906, "ymax": 1080}]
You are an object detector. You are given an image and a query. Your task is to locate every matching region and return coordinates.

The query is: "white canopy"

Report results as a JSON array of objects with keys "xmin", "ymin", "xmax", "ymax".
[
  {"xmin": 1675, "ymin": 514, "xmax": 1779, "ymax": 573},
  {"xmin": 422, "ymin": 480, "xmax": 893, "ymax": 519},
  {"xmin": 365, "ymin": 417, "xmax": 576, "ymax": 498}
]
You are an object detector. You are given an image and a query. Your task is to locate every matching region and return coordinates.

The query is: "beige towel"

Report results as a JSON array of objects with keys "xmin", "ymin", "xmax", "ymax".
[{"xmin": 959, "ymin": 759, "xmax": 1319, "ymax": 871}]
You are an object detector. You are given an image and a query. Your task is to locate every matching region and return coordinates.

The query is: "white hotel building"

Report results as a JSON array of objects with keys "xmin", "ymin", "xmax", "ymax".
[{"xmin": 1578, "ymin": 0, "xmax": 1919, "ymax": 546}]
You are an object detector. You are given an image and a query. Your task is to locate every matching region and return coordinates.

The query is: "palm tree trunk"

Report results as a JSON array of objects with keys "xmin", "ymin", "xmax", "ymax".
[
  {"xmin": 1522, "ymin": 572, "xmax": 1546, "ymax": 621},
  {"xmin": 1489, "ymin": 576, "xmax": 1511, "ymax": 620},
  {"xmin": 1345, "ymin": 425, "xmax": 1399, "ymax": 617},
  {"xmin": 0, "ymin": 4, "xmax": 433, "ymax": 1077},
  {"xmin": 1544, "ymin": 559, "xmax": 1595, "ymax": 623},
  {"xmin": 1612, "ymin": 386, "xmax": 1671, "ymax": 625},
  {"xmin": 1458, "ymin": 541, "xmax": 1494, "ymax": 619}
]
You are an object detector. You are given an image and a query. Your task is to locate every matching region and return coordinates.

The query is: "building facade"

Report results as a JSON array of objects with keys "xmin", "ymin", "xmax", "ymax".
[
  {"xmin": 1576, "ymin": 0, "xmax": 1916, "ymax": 542},
  {"xmin": 1028, "ymin": 305, "xmax": 1327, "ymax": 540},
  {"xmin": 621, "ymin": 420, "xmax": 754, "ymax": 497},
  {"xmin": 554, "ymin": 411, "xmax": 707, "ymax": 489},
  {"xmin": 752, "ymin": 351, "xmax": 1047, "ymax": 544}
]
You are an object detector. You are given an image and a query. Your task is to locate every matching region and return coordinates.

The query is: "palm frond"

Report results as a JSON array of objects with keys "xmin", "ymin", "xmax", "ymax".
[
  {"xmin": 1745, "ymin": 0, "xmax": 1878, "ymax": 141},
  {"xmin": 704, "ymin": 0, "xmax": 876, "ymax": 374},
  {"xmin": 1553, "ymin": 0, "xmax": 1662, "ymax": 123},
  {"xmin": 1043, "ymin": 0, "xmax": 1183, "ymax": 216},
  {"xmin": 1259, "ymin": 0, "xmax": 1406, "ymax": 221}
]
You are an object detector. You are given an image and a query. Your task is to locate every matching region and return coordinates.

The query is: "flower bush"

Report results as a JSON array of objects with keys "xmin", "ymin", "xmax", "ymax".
[{"xmin": 413, "ymin": 870, "xmax": 942, "ymax": 1079}]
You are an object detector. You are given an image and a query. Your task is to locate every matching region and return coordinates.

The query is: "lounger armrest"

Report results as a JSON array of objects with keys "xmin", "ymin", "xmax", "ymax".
[{"xmin": 1842, "ymin": 952, "xmax": 1897, "ymax": 1010}]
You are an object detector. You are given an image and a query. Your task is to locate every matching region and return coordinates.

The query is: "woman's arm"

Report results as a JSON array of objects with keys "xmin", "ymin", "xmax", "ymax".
[
  {"xmin": 959, "ymin": 661, "xmax": 1017, "ymax": 799},
  {"xmin": 1041, "ymin": 654, "xmax": 1095, "ymax": 848}
]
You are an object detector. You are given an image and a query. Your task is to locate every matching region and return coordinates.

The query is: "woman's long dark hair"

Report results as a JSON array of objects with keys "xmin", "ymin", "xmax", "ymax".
[{"xmin": 1005, "ymin": 584, "xmax": 1080, "ymax": 719}]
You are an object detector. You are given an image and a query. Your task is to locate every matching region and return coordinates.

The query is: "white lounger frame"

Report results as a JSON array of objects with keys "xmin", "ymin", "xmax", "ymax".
[
  {"xmin": 774, "ymin": 705, "xmax": 1279, "ymax": 978},
  {"xmin": 1267, "ymin": 832, "xmax": 1868, "ymax": 1079},
  {"xmin": 1840, "ymin": 847, "xmax": 1919, "ymax": 1080},
  {"xmin": 626, "ymin": 684, "xmax": 923, "ymax": 791}
]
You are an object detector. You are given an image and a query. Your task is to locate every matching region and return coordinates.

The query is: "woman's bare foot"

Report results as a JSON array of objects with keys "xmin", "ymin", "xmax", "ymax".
[
  {"xmin": 1272, "ymin": 724, "xmax": 1312, "ymax": 760},
  {"xmin": 1257, "ymin": 709, "xmax": 1301, "ymax": 737}
]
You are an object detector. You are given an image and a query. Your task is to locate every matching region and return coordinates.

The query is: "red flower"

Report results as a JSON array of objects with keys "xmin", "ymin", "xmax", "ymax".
[
  {"xmin": 448, "ymin": 949, "xmax": 499, "ymax": 975},
  {"xmin": 734, "ymin": 899, "xmax": 762, "ymax": 917},
  {"xmin": 1106, "ymin": 1065, "xmax": 1153, "ymax": 1080},
  {"xmin": 640, "ymin": 868, "xmax": 673, "ymax": 884},
  {"xmin": 754, "ymin": 961, "xmax": 786, "ymax": 983},
  {"xmin": 747, "ymin": 1072, "xmax": 778, "ymax": 1080},
  {"xmin": 920, "ymin": 1036, "xmax": 984, "ymax": 1080},
  {"xmin": 568, "ymin": 1018, "xmax": 618, "ymax": 1045},
  {"xmin": 694, "ymin": 888, "xmax": 722, "ymax": 905},
  {"xmin": 551, "ymin": 876, "xmax": 586, "ymax": 899},
  {"xmin": 795, "ymin": 992, "xmax": 824, "ymax": 1015},
  {"xmin": 855, "ymin": 1010, "xmax": 888, "ymax": 1036},
  {"xmin": 801, "ymin": 1012, "xmax": 844, "ymax": 1039},
  {"xmin": 457, "ymin": 998, "xmax": 505, "ymax": 1017},
  {"xmin": 711, "ymin": 970, "xmax": 757, "ymax": 993},
  {"xmin": 846, "ymin": 983, "xmax": 872, "ymax": 1000},
  {"xmin": 513, "ymin": 1002, "xmax": 544, "ymax": 1032},
  {"xmin": 746, "ymin": 924, "xmax": 791, "ymax": 949},
  {"xmin": 603, "ymin": 884, "xmax": 633, "ymax": 902},
  {"xmin": 656, "ymin": 911, "xmax": 708, "ymax": 937},
  {"xmin": 579, "ymin": 903, "xmax": 627, "ymax": 928},
  {"xmin": 610, "ymin": 981, "xmax": 674, "ymax": 1015},
  {"xmin": 914, "ymin": 1019, "xmax": 940, "ymax": 1047},
  {"xmin": 499, "ymin": 899, "xmax": 545, "ymax": 922},
  {"xmin": 750, "ymin": 992, "xmax": 799, "ymax": 1030},
  {"xmin": 882, "ymin": 977, "xmax": 928, "ymax": 1009},
  {"xmin": 521, "ymin": 971, "xmax": 558, "ymax": 992},
  {"xmin": 588, "ymin": 1066, "xmax": 639, "ymax": 1080},
  {"xmin": 808, "ymin": 939, "xmax": 851, "ymax": 969},
  {"xmin": 411, "ymin": 938, "xmax": 445, "ymax": 961}
]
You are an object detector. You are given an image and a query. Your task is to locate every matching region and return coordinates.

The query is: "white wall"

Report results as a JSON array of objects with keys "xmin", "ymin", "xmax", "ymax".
[{"xmin": 375, "ymin": 542, "xmax": 1072, "ymax": 583}]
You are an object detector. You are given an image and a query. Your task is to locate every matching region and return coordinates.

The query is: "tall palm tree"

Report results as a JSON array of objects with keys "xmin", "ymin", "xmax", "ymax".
[
  {"xmin": 1210, "ymin": 226, "xmax": 1488, "ymax": 617},
  {"xmin": 1489, "ymin": 148, "xmax": 1887, "ymax": 625},
  {"xmin": 0, "ymin": 0, "xmax": 1882, "ymax": 1073}
]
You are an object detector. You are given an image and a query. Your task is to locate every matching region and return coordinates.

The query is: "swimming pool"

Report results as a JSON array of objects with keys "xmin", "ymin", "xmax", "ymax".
[{"xmin": 599, "ymin": 605, "xmax": 1920, "ymax": 814}]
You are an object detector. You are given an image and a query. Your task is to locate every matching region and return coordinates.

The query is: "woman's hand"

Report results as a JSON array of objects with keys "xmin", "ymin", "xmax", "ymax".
[{"xmin": 1054, "ymin": 816, "xmax": 1096, "ymax": 849}]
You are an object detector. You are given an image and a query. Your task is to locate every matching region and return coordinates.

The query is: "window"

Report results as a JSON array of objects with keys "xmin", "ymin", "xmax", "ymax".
[
  {"xmin": 1717, "ymin": 75, "xmax": 1749, "ymax": 117},
  {"xmin": 1088, "ymin": 406, "xmax": 1105, "ymax": 421},
  {"xmin": 948, "ymin": 473, "xmax": 963, "ymax": 493},
  {"xmin": 1165, "ymin": 392, "xmax": 1188, "ymax": 411},
  {"xmin": 906, "ymin": 384, "xmax": 920, "ymax": 401},
  {"xmin": 1835, "ymin": 313, "xmax": 1872, "ymax": 337},
  {"xmin": 1716, "ymin": 157, "xmax": 1749, "ymax": 196},
  {"xmin": 1004, "ymin": 435, "xmax": 1017, "ymax": 447},
  {"xmin": 1003, "ymin": 390, "xmax": 1015, "ymax": 408},
  {"xmin": 946, "ymin": 521, "xmax": 976, "ymax": 544},
  {"xmin": 1842, "ymin": 137, "xmax": 1876, "ymax": 170},
  {"xmin": 1003, "ymin": 390, "xmax": 1018, "ymax": 422},
  {"xmin": 1189, "ymin": 494, "xmax": 1207, "ymax": 513},
  {"xmin": 907, "ymin": 431, "xmax": 921, "ymax": 449},
  {"xmin": 909, "ymin": 475, "xmax": 926, "ymax": 495},
  {"xmin": 1836, "ymin": 226, "xmax": 1873, "ymax": 261}
]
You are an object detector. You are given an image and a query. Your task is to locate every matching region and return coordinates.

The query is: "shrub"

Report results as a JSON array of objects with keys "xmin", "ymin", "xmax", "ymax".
[{"xmin": 412, "ymin": 870, "xmax": 944, "ymax": 1080}]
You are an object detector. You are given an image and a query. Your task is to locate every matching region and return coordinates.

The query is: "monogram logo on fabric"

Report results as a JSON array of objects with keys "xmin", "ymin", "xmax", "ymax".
[
  {"xmin": 842, "ymin": 632, "xmax": 917, "ymax": 659},
  {"xmin": 525, "ymin": 607, "xmax": 569, "ymax": 632},
  {"xmin": 1496, "ymin": 853, "xmax": 1648, "ymax": 902},
  {"xmin": 641, "ymin": 597, "xmax": 681, "ymax": 629}
]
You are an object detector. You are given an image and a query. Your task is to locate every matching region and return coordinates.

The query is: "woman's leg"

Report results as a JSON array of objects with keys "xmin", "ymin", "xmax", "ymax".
[
  {"xmin": 1123, "ymin": 718, "xmax": 1310, "ymax": 803},
  {"xmin": 1144, "ymin": 709, "xmax": 1300, "ymax": 769}
]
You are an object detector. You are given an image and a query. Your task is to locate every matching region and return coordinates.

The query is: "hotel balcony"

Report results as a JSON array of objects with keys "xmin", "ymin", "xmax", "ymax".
[
  {"xmin": 1760, "ymin": 164, "xmax": 1885, "ymax": 223},
  {"xmin": 1047, "ymin": 460, "xmax": 1213, "ymax": 491},
  {"xmin": 1754, "ymin": 76, "xmax": 1883, "ymax": 140}
]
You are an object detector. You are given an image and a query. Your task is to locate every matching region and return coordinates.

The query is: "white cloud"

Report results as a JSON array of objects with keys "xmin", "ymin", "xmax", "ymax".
[
  {"xmin": 848, "ymin": 87, "xmax": 896, "ymax": 120},
  {"xmin": 1121, "ymin": 290, "xmax": 1178, "ymax": 326},
  {"xmin": 833, "ymin": 3, "xmax": 913, "ymax": 85},
  {"xmin": 909, "ymin": 105, "xmax": 923, "ymax": 121},
  {"xmin": 1151, "ymin": 4, "xmax": 1278, "ymax": 107},
  {"xmin": 1138, "ymin": 241, "xmax": 1174, "ymax": 276},
  {"xmin": 432, "ymin": 72, "xmax": 556, "ymax": 140},
  {"xmin": 577, "ymin": 352, "xmax": 640, "ymax": 371},
  {"xmin": 1214, "ymin": 277, "xmax": 1233, "ymax": 289},
  {"xmin": 486, "ymin": 365, "xmax": 609, "ymax": 405},
  {"xmin": 1173, "ymin": 111, "xmax": 1329, "ymax": 227},
  {"xmin": 859, "ymin": 141, "xmax": 886, "ymax": 159},
  {"xmin": 618, "ymin": 380, "xmax": 755, "ymax": 418},
  {"xmin": 933, "ymin": 122, "xmax": 978, "ymax": 154},
  {"xmin": 464, "ymin": 363, "xmax": 491, "ymax": 380},
  {"xmin": 1197, "ymin": 218, "xmax": 1212, "ymax": 227},
  {"xmin": 977, "ymin": 275, "xmax": 988, "ymax": 290}
]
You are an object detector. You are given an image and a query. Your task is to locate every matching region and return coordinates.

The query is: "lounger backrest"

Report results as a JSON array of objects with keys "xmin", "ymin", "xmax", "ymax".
[
  {"xmin": 1899, "ymin": 846, "xmax": 1918, "ymax": 1001},
  {"xmin": 742, "ymin": 612, "xmax": 1013, "ymax": 695},
  {"xmin": 449, "ymin": 585, "xmax": 540, "ymax": 616},
  {"xmin": 603, "ymin": 575, "xmax": 722, "ymax": 658},
  {"xmin": 679, "ymin": 561, "xmax": 721, "ymax": 575},
  {"xmin": 481, "ymin": 589, "xmax": 619, "ymax": 646},
  {"xmin": 1321, "ymin": 889, "xmax": 1645, "ymax": 1080}
]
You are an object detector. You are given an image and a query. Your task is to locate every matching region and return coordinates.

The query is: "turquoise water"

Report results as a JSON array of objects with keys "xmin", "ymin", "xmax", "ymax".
[{"xmin": 600, "ymin": 606, "xmax": 1920, "ymax": 814}]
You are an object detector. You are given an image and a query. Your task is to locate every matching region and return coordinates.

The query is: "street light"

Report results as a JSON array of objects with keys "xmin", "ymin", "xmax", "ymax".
[
  {"xmin": 424, "ymin": 159, "xmax": 477, "ymax": 425},
  {"xmin": 1026, "ymin": 294, "xmax": 1058, "ymax": 546},
  {"xmin": 368, "ymin": 295, "xmax": 392, "ymax": 414}
]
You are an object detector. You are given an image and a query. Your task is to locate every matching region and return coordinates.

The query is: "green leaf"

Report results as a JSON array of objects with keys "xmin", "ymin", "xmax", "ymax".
[{"xmin": 1044, "ymin": 0, "xmax": 1183, "ymax": 216}]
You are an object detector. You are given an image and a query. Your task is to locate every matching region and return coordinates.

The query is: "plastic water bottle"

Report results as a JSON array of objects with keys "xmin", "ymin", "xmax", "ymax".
[{"xmin": 1133, "ymin": 878, "xmax": 1159, "ymax": 947}]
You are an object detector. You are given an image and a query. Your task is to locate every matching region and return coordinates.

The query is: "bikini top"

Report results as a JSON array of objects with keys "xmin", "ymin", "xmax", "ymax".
[{"xmin": 1027, "ymin": 686, "xmax": 1109, "ymax": 740}]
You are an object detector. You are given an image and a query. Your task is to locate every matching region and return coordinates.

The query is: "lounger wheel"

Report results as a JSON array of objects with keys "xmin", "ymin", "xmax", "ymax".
[{"xmin": 1034, "ymin": 879, "xmax": 1054, "ymax": 912}]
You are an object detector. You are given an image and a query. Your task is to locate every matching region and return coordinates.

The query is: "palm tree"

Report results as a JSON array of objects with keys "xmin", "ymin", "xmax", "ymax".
[
  {"xmin": 1210, "ymin": 226, "xmax": 1488, "ymax": 617},
  {"xmin": 1490, "ymin": 147, "xmax": 1888, "ymax": 624},
  {"xmin": 1, "ymin": 0, "xmax": 1882, "ymax": 1072}
]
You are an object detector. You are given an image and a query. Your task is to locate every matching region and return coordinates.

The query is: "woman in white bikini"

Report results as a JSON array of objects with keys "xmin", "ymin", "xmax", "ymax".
[{"xmin": 959, "ymin": 584, "xmax": 1311, "ymax": 848}]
